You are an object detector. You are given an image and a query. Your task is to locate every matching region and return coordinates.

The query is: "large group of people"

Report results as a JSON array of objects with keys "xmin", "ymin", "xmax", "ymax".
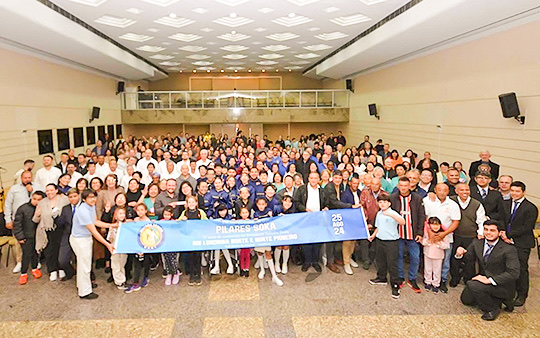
[{"xmin": 2, "ymin": 130, "xmax": 537, "ymax": 321}]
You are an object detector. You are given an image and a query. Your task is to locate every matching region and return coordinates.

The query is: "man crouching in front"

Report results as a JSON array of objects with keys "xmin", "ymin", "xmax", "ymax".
[{"xmin": 455, "ymin": 220, "xmax": 520, "ymax": 321}]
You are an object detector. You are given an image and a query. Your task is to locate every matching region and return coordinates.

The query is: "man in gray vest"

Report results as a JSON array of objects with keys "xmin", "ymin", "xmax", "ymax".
[{"xmin": 450, "ymin": 183, "xmax": 486, "ymax": 287}]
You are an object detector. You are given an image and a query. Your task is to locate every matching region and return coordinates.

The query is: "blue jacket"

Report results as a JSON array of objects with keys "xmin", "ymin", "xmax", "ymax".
[{"xmin": 341, "ymin": 188, "xmax": 361, "ymax": 206}]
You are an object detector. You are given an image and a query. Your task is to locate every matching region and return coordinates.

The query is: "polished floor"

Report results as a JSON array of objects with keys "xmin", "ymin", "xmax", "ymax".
[{"xmin": 0, "ymin": 251, "xmax": 539, "ymax": 337}]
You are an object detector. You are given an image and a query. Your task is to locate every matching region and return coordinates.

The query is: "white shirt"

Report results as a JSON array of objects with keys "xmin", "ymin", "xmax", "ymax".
[
  {"xmin": 68, "ymin": 171, "xmax": 83, "ymax": 187},
  {"xmin": 306, "ymin": 184, "xmax": 321, "ymax": 212},
  {"xmin": 477, "ymin": 185, "xmax": 489, "ymax": 198},
  {"xmin": 190, "ymin": 168, "xmax": 200, "ymax": 179},
  {"xmin": 107, "ymin": 169, "xmax": 124, "ymax": 183},
  {"xmin": 457, "ymin": 196, "xmax": 487, "ymax": 236},
  {"xmin": 196, "ymin": 158, "xmax": 212, "ymax": 170},
  {"xmin": 423, "ymin": 196, "xmax": 461, "ymax": 243},
  {"xmin": 120, "ymin": 175, "xmax": 133, "ymax": 191},
  {"xmin": 177, "ymin": 160, "xmax": 190, "ymax": 171},
  {"xmin": 83, "ymin": 172, "xmax": 98, "ymax": 182},
  {"xmin": 161, "ymin": 170, "xmax": 180, "ymax": 180},
  {"xmin": 136, "ymin": 157, "xmax": 159, "ymax": 175},
  {"xmin": 34, "ymin": 166, "xmax": 62, "ymax": 188},
  {"xmin": 95, "ymin": 163, "xmax": 110, "ymax": 180},
  {"xmin": 117, "ymin": 158, "xmax": 127, "ymax": 173}
]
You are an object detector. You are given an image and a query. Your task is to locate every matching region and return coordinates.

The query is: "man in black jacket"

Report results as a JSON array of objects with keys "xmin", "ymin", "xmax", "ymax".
[
  {"xmin": 501, "ymin": 181, "xmax": 538, "ymax": 307},
  {"xmin": 294, "ymin": 172, "xmax": 329, "ymax": 273},
  {"xmin": 468, "ymin": 150, "xmax": 499, "ymax": 189},
  {"xmin": 469, "ymin": 171, "xmax": 504, "ymax": 222},
  {"xmin": 457, "ymin": 221, "xmax": 520, "ymax": 321},
  {"xmin": 295, "ymin": 150, "xmax": 316, "ymax": 184},
  {"xmin": 13, "ymin": 191, "xmax": 46, "ymax": 284},
  {"xmin": 55, "ymin": 188, "xmax": 80, "ymax": 280}
]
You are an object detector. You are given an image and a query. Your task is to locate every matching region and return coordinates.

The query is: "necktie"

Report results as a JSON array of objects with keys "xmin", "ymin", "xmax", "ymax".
[
  {"xmin": 483, "ymin": 243, "xmax": 494, "ymax": 263},
  {"xmin": 481, "ymin": 188, "xmax": 487, "ymax": 200},
  {"xmin": 72, "ymin": 205, "xmax": 76, "ymax": 218}
]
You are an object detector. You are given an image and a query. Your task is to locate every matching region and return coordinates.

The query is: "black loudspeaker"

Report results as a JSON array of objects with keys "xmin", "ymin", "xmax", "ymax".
[
  {"xmin": 499, "ymin": 92, "xmax": 524, "ymax": 124},
  {"xmin": 117, "ymin": 81, "xmax": 125, "ymax": 94},
  {"xmin": 90, "ymin": 106, "xmax": 100, "ymax": 122},
  {"xmin": 346, "ymin": 79, "xmax": 353, "ymax": 92},
  {"xmin": 368, "ymin": 103, "xmax": 380, "ymax": 120}
]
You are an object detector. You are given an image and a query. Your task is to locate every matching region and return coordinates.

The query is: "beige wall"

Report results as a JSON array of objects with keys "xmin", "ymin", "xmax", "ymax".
[
  {"xmin": 149, "ymin": 72, "xmax": 323, "ymax": 91},
  {"xmin": 343, "ymin": 20, "xmax": 540, "ymax": 204},
  {"xmin": 0, "ymin": 46, "xmax": 122, "ymax": 188}
]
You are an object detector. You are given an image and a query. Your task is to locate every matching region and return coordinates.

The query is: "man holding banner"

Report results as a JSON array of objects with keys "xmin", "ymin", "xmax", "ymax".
[{"xmin": 294, "ymin": 172, "xmax": 330, "ymax": 273}]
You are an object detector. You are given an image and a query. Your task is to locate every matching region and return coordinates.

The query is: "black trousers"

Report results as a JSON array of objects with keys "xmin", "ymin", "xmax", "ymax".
[
  {"xmin": 325, "ymin": 241, "xmax": 341, "ymax": 264},
  {"xmin": 375, "ymin": 239, "xmax": 399, "ymax": 286},
  {"xmin": 186, "ymin": 252, "xmax": 201, "ymax": 278},
  {"xmin": 21, "ymin": 239, "xmax": 38, "ymax": 274},
  {"xmin": 58, "ymin": 232, "xmax": 76, "ymax": 278},
  {"xmin": 357, "ymin": 239, "xmax": 376, "ymax": 263},
  {"xmin": 450, "ymin": 235, "xmax": 474, "ymax": 283},
  {"xmin": 44, "ymin": 228, "xmax": 63, "ymax": 273},
  {"xmin": 302, "ymin": 243, "xmax": 322, "ymax": 265},
  {"xmin": 132, "ymin": 254, "xmax": 150, "ymax": 284},
  {"xmin": 461, "ymin": 280, "xmax": 513, "ymax": 312},
  {"xmin": 516, "ymin": 247, "xmax": 531, "ymax": 298}
]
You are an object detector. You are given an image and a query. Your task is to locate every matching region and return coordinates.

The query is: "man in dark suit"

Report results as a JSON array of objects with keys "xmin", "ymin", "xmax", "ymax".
[
  {"xmin": 293, "ymin": 171, "xmax": 329, "ymax": 273},
  {"xmin": 55, "ymin": 152, "xmax": 70, "ymax": 174},
  {"xmin": 501, "ymin": 181, "xmax": 538, "ymax": 307},
  {"xmin": 276, "ymin": 175, "xmax": 296, "ymax": 203},
  {"xmin": 457, "ymin": 220, "xmax": 520, "ymax": 321},
  {"xmin": 468, "ymin": 150, "xmax": 499, "ymax": 188},
  {"xmin": 55, "ymin": 188, "xmax": 80, "ymax": 280},
  {"xmin": 295, "ymin": 150, "xmax": 316, "ymax": 184},
  {"xmin": 469, "ymin": 171, "xmax": 505, "ymax": 221}
]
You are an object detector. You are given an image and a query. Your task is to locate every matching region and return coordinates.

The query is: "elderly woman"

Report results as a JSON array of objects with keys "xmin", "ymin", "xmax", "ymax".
[
  {"xmin": 71, "ymin": 189, "xmax": 115, "ymax": 300},
  {"xmin": 33, "ymin": 183, "xmax": 70, "ymax": 281}
]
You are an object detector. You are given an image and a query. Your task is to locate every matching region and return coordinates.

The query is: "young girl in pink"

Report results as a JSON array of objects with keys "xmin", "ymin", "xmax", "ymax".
[
  {"xmin": 237, "ymin": 206, "xmax": 252, "ymax": 278},
  {"xmin": 422, "ymin": 217, "xmax": 450, "ymax": 293}
]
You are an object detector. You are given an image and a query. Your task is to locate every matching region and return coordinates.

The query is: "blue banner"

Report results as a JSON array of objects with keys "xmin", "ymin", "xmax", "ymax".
[{"xmin": 113, "ymin": 208, "xmax": 369, "ymax": 254}]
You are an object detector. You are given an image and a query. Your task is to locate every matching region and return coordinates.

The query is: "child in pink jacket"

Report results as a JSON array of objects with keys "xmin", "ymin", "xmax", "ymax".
[{"xmin": 422, "ymin": 217, "xmax": 450, "ymax": 293}]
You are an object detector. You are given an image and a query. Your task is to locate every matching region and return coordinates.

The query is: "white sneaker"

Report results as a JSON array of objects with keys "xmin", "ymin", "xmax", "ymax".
[
  {"xmin": 254, "ymin": 259, "xmax": 260, "ymax": 269},
  {"xmin": 210, "ymin": 266, "xmax": 220, "ymax": 275},
  {"xmin": 344, "ymin": 264, "xmax": 353, "ymax": 275},
  {"xmin": 321, "ymin": 255, "xmax": 327, "ymax": 267},
  {"xmin": 37, "ymin": 262, "xmax": 42, "ymax": 269},
  {"xmin": 281, "ymin": 264, "xmax": 288, "ymax": 275},
  {"xmin": 258, "ymin": 268, "xmax": 265, "ymax": 280},
  {"xmin": 275, "ymin": 263, "xmax": 281, "ymax": 274},
  {"xmin": 58, "ymin": 270, "xmax": 66, "ymax": 279},
  {"xmin": 12, "ymin": 262, "xmax": 22, "ymax": 274},
  {"xmin": 350, "ymin": 259, "xmax": 359, "ymax": 268},
  {"xmin": 226, "ymin": 264, "xmax": 234, "ymax": 275},
  {"xmin": 272, "ymin": 276, "xmax": 284, "ymax": 286},
  {"xmin": 49, "ymin": 271, "xmax": 58, "ymax": 281}
]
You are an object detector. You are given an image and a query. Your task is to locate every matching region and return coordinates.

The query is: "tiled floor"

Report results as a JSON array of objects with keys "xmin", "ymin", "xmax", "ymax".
[{"xmin": 1, "ymin": 254, "xmax": 538, "ymax": 337}]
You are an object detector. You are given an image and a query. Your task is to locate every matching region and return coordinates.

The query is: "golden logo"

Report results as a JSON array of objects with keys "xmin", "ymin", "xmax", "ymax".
[{"xmin": 138, "ymin": 223, "xmax": 164, "ymax": 250}]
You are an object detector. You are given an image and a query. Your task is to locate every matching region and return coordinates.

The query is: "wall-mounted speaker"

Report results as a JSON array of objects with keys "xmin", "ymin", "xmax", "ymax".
[
  {"xmin": 90, "ymin": 106, "xmax": 100, "ymax": 122},
  {"xmin": 368, "ymin": 103, "xmax": 379, "ymax": 120},
  {"xmin": 116, "ymin": 81, "xmax": 125, "ymax": 94},
  {"xmin": 346, "ymin": 79, "xmax": 353, "ymax": 92},
  {"xmin": 499, "ymin": 92, "xmax": 524, "ymax": 124}
]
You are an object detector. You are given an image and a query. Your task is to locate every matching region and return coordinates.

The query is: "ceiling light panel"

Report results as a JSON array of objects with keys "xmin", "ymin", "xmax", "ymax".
[
  {"xmin": 330, "ymin": 13, "xmax": 371, "ymax": 26},
  {"xmin": 192, "ymin": 61, "xmax": 214, "ymax": 66},
  {"xmin": 126, "ymin": 8, "xmax": 143, "ymax": 14},
  {"xmin": 258, "ymin": 8, "xmax": 274, "ymax": 13},
  {"xmin": 197, "ymin": 66, "xmax": 216, "ymax": 70},
  {"xmin": 119, "ymin": 33, "xmax": 153, "ymax": 42},
  {"xmin": 303, "ymin": 44, "xmax": 332, "ymax": 51},
  {"xmin": 325, "ymin": 7, "xmax": 340, "ymax": 13},
  {"xmin": 289, "ymin": 60, "xmax": 312, "ymax": 65},
  {"xmin": 149, "ymin": 54, "xmax": 174, "ymax": 60},
  {"xmin": 136, "ymin": 45, "xmax": 165, "ymax": 52},
  {"xmin": 262, "ymin": 45, "xmax": 290, "ymax": 52},
  {"xmin": 185, "ymin": 54, "xmax": 211, "ymax": 59},
  {"xmin": 94, "ymin": 15, "xmax": 136, "ymax": 28},
  {"xmin": 287, "ymin": 0, "xmax": 320, "ymax": 6},
  {"xmin": 154, "ymin": 16, "xmax": 195, "ymax": 28},
  {"xmin": 225, "ymin": 61, "xmax": 246, "ymax": 65},
  {"xmin": 213, "ymin": 0, "xmax": 251, "ymax": 6},
  {"xmin": 140, "ymin": 0, "xmax": 181, "ymax": 6},
  {"xmin": 213, "ymin": 16, "xmax": 254, "ymax": 27},
  {"xmin": 358, "ymin": 0, "xmax": 389, "ymax": 5},
  {"xmin": 257, "ymin": 60, "xmax": 278, "ymax": 65},
  {"xmin": 66, "ymin": 0, "xmax": 107, "ymax": 6},
  {"xmin": 259, "ymin": 53, "xmax": 284, "ymax": 59},
  {"xmin": 178, "ymin": 45, "xmax": 207, "ymax": 52},
  {"xmin": 160, "ymin": 61, "xmax": 181, "ymax": 66},
  {"xmin": 226, "ymin": 66, "xmax": 245, "ymax": 70},
  {"xmin": 285, "ymin": 66, "xmax": 303, "ymax": 70},
  {"xmin": 223, "ymin": 54, "xmax": 248, "ymax": 59},
  {"xmin": 295, "ymin": 53, "xmax": 320, "ymax": 59},
  {"xmin": 168, "ymin": 33, "xmax": 202, "ymax": 42},
  {"xmin": 272, "ymin": 15, "xmax": 312, "ymax": 27},
  {"xmin": 220, "ymin": 45, "xmax": 249, "ymax": 52},
  {"xmin": 192, "ymin": 8, "xmax": 208, "ymax": 14},
  {"xmin": 314, "ymin": 32, "xmax": 348, "ymax": 41},
  {"xmin": 266, "ymin": 33, "xmax": 299, "ymax": 41},
  {"xmin": 218, "ymin": 33, "xmax": 251, "ymax": 42}
]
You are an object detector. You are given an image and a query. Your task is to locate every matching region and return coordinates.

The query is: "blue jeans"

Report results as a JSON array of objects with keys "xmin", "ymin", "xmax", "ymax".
[
  {"xmin": 441, "ymin": 244, "xmax": 453, "ymax": 283},
  {"xmin": 397, "ymin": 239, "xmax": 420, "ymax": 281}
]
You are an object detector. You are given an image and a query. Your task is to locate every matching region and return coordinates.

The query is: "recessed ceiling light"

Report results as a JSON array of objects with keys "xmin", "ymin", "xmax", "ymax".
[
  {"xmin": 186, "ymin": 54, "xmax": 211, "ymax": 60},
  {"xmin": 308, "ymin": 27, "xmax": 320, "ymax": 32},
  {"xmin": 126, "ymin": 8, "xmax": 143, "ymax": 14},
  {"xmin": 207, "ymin": 70, "xmax": 211, "ymax": 72},
  {"xmin": 119, "ymin": 33, "xmax": 153, "ymax": 42},
  {"xmin": 231, "ymin": 30, "xmax": 237, "ymax": 34},
  {"xmin": 155, "ymin": 16, "xmax": 195, "ymax": 28},
  {"xmin": 178, "ymin": 45, "xmax": 207, "ymax": 52},
  {"xmin": 136, "ymin": 45, "xmax": 165, "ymax": 53},
  {"xmin": 287, "ymin": 0, "xmax": 320, "ymax": 6},
  {"xmin": 266, "ymin": 33, "xmax": 300, "ymax": 41},
  {"xmin": 223, "ymin": 54, "xmax": 247, "ymax": 60},
  {"xmin": 358, "ymin": 0, "xmax": 389, "ymax": 5},
  {"xmin": 192, "ymin": 8, "xmax": 208, "ymax": 14},
  {"xmin": 314, "ymin": 32, "xmax": 348, "ymax": 41},
  {"xmin": 262, "ymin": 69, "xmax": 266, "ymax": 72},
  {"xmin": 168, "ymin": 33, "xmax": 202, "ymax": 42},
  {"xmin": 169, "ymin": 13, "xmax": 177, "ymax": 18},
  {"xmin": 330, "ymin": 13, "xmax": 371, "ymax": 26},
  {"xmin": 288, "ymin": 69, "xmax": 292, "ymax": 72},
  {"xmin": 160, "ymin": 61, "xmax": 181, "ymax": 66},
  {"xmin": 230, "ymin": 13, "xmax": 237, "ymax": 18},
  {"xmin": 254, "ymin": 27, "xmax": 267, "ymax": 32},
  {"xmin": 276, "ymin": 69, "xmax": 279, "ymax": 72},
  {"xmin": 259, "ymin": 53, "xmax": 284, "ymax": 59},
  {"xmin": 201, "ymin": 27, "xmax": 214, "ymax": 32},
  {"xmin": 218, "ymin": 32, "xmax": 250, "ymax": 42},
  {"xmin": 214, "ymin": 0, "xmax": 250, "ymax": 6},
  {"xmin": 221, "ymin": 69, "xmax": 225, "ymax": 72},
  {"xmin": 213, "ymin": 16, "xmax": 254, "ymax": 28},
  {"xmin": 262, "ymin": 44, "xmax": 290, "ymax": 52},
  {"xmin": 258, "ymin": 8, "xmax": 274, "ymax": 14},
  {"xmin": 95, "ymin": 15, "xmax": 136, "ymax": 28},
  {"xmin": 66, "ymin": 0, "xmax": 107, "ymax": 7},
  {"xmin": 303, "ymin": 44, "xmax": 332, "ymax": 51},
  {"xmin": 295, "ymin": 53, "xmax": 320, "ymax": 59},
  {"xmin": 325, "ymin": 7, "xmax": 339, "ymax": 13},
  {"xmin": 288, "ymin": 13, "xmax": 296, "ymax": 18},
  {"xmin": 147, "ymin": 28, "xmax": 159, "ymax": 33},
  {"xmin": 272, "ymin": 15, "xmax": 312, "ymax": 27},
  {"xmin": 140, "ymin": 0, "xmax": 180, "ymax": 7},
  {"xmin": 234, "ymin": 69, "xmax": 238, "ymax": 72},
  {"xmin": 192, "ymin": 61, "xmax": 214, "ymax": 66},
  {"xmin": 220, "ymin": 45, "xmax": 249, "ymax": 52},
  {"xmin": 149, "ymin": 54, "xmax": 174, "ymax": 60},
  {"xmin": 248, "ymin": 69, "xmax": 251, "ymax": 72}
]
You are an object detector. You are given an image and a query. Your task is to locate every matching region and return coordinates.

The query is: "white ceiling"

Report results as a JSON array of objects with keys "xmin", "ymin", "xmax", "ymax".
[{"xmin": 49, "ymin": 0, "xmax": 410, "ymax": 73}]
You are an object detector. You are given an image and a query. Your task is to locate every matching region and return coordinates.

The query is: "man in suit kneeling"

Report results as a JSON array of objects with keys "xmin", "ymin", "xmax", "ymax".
[{"xmin": 456, "ymin": 220, "xmax": 520, "ymax": 321}]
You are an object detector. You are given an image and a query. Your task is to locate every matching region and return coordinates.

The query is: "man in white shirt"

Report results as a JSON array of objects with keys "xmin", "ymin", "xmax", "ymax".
[
  {"xmin": 136, "ymin": 149, "xmax": 159, "ymax": 175},
  {"xmin": 95, "ymin": 155, "xmax": 110, "ymax": 180},
  {"xmin": 116, "ymin": 152, "xmax": 128, "ymax": 174},
  {"xmin": 423, "ymin": 183, "xmax": 461, "ymax": 293},
  {"xmin": 107, "ymin": 159, "xmax": 124, "ymax": 183},
  {"xmin": 161, "ymin": 161, "xmax": 180, "ymax": 180},
  {"xmin": 67, "ymin": 163, "xmax": 83, "ymax": 187},
  {"xmin": 196, "ymin": 149, "xmax": 211, "ymax": 170},
  {"xmin": 13, "ymin": 159, "xmax": 35, "ymax": 185},
  {"xmin": 177, "ymin": 151, "xmax": 190, "ymax": 171},
  {"xmin": 83, "ymin": 162, "xmax": 98, "ymax": 182},
  {"xmin": 34, "ymin": 155, "xmax": 62, "ymax": 189},
  {"xmin": 189, "ymin": 161, "xmax": 200, "ymax": 179},
  {"xmin": 120, "ymin": 165, "xmax": 135, "ymax": 191},
  {"xmin": 158, "ymin": 152, "xmax": 175, "ymax": 175}
]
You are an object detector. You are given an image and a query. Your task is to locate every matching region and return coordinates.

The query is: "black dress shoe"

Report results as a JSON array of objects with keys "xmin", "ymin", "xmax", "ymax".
[
  {"xmin": 481, "ymin": 308, "xmax": 500, "ymax": 321},
  {"xmin": 439, "ymin": 281, "xmax": 448, "ymax": 293},
  {"xmin": 301, "ymin": 264, "xmax": 310, "ymax": 272},
  {"xmin": 312, "ymin": 263, "xmax": 322, "ymax": 273},
  {"xmin": 514, "ymin": 296, "xmax": 526, "ymax": 307},
  {"xmin": 502, "ymin": 300, "xmax": 514, "ymax": 312},
  {"xmin": 107, "ymin": 275, "xmax": 114, "ymax": 283},
  {"xmin": 80, "ymin": 292, "xmax": 99, "ymax": 300},
  {"xmin": 449, "ymin": 278, "xmax": 460, "ymax": 288}
]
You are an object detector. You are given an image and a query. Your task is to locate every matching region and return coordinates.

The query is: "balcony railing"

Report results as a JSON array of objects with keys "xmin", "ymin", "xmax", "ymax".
[{"xmin": 121, "ymin": 90, "xmax": 349, "ymax": 110}]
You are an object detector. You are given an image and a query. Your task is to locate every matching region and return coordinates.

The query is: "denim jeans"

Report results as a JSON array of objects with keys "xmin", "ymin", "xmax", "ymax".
[
  {"xmin": 441, "ymin": 244, "xmax": 453, "ymax": 283},
  {"xmin": 397, "ymin": 239, "xmax": 420, "ymax": 281}
]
